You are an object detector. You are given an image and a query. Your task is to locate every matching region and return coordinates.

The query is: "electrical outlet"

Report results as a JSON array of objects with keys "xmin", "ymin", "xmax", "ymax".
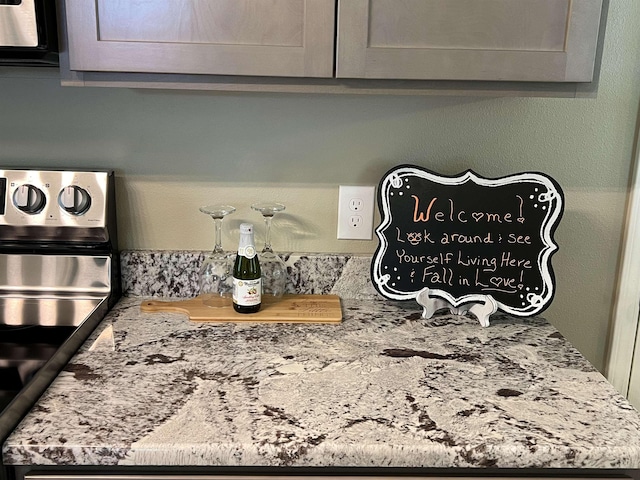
[
  {"xmin": 349, "ymin": 215, "xmax": 362, "ymax": 227},
  {"xmin": 337, "ymin": 185, "xmax": 375, "ymax": 240},
  {"xmin": 349, "ymin": 198, "xmax": 364, "ymax": 212}
]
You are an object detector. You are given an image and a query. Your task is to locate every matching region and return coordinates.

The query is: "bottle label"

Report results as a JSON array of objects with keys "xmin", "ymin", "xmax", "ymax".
[
  {"xmin": 233, "ymin": 277, "xmax": 261, "ymax": 306},
  {"xmin": 237, "ymin": 245, "xmax": 257, "ymax": 259}
]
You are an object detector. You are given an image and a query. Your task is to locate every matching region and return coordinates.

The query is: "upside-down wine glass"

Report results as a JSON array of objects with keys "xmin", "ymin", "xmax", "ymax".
[
  {"xmin": 251, "ymin": 202, "xmax": 287, "ymax": 300},
  {"xmin": 199, "ymin": 204, "xmax": 236, "ymax": 306}
]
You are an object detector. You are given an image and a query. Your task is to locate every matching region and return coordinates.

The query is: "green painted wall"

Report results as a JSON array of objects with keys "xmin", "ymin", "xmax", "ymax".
[{"xmin": 0, "ymin": 1, "xmax": 639, "ymax": 373}]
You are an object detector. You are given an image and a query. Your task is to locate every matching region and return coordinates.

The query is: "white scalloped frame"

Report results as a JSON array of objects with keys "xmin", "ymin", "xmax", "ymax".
[{"xmin": 371, "ymin": 166, "xmax": 564, "ymax": 317}]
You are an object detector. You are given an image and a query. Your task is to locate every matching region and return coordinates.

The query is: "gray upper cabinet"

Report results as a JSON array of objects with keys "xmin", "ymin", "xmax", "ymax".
[
  {"xmin": 61, "ymin": 0, "xmax": 605, "ymax": 93},
  {"xmin": 64, "ymin": 0, "xmax": 335, "ymax": 78},
  {"xmin": 336, "ymin": 0, "xmax": 603, "ymax": 82}
]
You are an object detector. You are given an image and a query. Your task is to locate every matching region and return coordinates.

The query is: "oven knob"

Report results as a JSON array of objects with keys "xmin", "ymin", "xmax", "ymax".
[
  {"xmin": 13, "ymin": 184, "xmax": 46, "ymax": 214},
  {"xmin": 58, "ymin": 186, "xmax": 92, "ymax": 215}
]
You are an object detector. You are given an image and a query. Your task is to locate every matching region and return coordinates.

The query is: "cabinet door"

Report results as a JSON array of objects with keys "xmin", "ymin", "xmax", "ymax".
[
  {"xmin": 65, "ymin": 0, "xmax": 335, "ymax": 78},
  {"xmin": 336, "ymin": 0, "xmax": 603, "ymax": 82}
]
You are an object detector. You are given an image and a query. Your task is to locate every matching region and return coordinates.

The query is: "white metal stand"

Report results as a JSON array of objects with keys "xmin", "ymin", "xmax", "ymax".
[{"xmin": 416, "ymin": 287, "xmax": 497, "ymax": 327}]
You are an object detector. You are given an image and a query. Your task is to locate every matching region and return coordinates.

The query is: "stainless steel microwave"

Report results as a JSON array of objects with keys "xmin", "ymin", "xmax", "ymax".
[{"xmin": 0, "ymin": 0, "xmax": 58, "ymax": 66}]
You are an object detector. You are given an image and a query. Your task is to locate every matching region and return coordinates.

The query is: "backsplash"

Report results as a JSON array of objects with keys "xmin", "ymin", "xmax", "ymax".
[{"xmin": 120, "ymin": 251, "xmax": 382, "ymax": 300}]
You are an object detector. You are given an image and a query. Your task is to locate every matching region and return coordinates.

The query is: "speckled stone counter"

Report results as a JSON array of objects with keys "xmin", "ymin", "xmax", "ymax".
[
  {"xmin": 118, "ymin": 251, "xmax": 378, "ymax": 299},
  {"xmin": 5, "ymin": 297, "xmax": 640, "ymax": 469}
]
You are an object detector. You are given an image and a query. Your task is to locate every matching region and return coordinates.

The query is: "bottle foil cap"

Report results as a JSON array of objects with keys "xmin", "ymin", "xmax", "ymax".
[{"xmin": 239, "ymin": 223, "xmax": 254, "ymax": 234}]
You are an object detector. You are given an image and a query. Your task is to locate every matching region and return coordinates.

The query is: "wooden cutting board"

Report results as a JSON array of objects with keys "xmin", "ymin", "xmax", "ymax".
[{"xmin": 140, "ymin": 294, "xmax": 342, "ymax": 324}]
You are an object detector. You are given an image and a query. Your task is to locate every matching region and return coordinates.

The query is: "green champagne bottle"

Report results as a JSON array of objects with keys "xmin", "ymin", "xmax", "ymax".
[{"xmin": 232, "ymin": 223, "xmax": 261, "ymax": 313}]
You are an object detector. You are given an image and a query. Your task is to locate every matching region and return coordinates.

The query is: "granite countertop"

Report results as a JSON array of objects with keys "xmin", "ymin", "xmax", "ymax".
[{"xmin": 4, "ymin": 295, "xmax": 640, "ymax": 469}]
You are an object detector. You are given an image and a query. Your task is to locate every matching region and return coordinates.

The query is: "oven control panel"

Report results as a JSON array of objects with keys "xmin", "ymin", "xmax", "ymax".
[{"xmin": 0, "ymin": 169, "xmax": 110, "ymax": 228}]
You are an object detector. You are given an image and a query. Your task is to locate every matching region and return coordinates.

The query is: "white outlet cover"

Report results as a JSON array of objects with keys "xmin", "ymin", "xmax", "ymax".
[{"xmin": 337, "ymin": 185, "xmax": 375, "ymax": 240}]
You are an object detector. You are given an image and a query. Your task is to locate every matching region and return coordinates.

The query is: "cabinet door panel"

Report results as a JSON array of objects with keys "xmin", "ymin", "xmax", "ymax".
[
  {"xmin": 337, "ymin": 0, "xmax": 603, "ymax": 82},
  {"xmin": 97, "ymin": 1, "xmax": 304, "ymax": 46},
  {"xmin": 66, "ymin": 0, "xmax": 335, "ymax": 77}
]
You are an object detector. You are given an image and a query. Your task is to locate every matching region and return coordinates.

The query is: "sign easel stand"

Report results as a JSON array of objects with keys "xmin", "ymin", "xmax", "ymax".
[{"xmin": 416, "ymin": 287, "xmax": 497, "ymax": 327}]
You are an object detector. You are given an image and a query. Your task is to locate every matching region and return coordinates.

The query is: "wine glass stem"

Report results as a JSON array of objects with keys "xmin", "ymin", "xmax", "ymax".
[
  {"xmin": 263, "ymin": 215, "xmax": 274, "ymax": 253},
  {"xmin": 213, "ymin": 217, "xmax": 224, "ymax": 254}
]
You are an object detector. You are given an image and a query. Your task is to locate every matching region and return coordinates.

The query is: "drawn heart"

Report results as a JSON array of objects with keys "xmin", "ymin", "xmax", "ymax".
[{"xmin": 472, "ymin": 212, "xmax": 484, "ymax": 222}]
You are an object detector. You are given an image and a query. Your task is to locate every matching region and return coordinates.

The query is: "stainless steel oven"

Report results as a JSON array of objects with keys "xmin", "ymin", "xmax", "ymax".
[
  {"xmin": 0, "ymin": 0, "xmax": 58, "ymax": 65},
  {"xmin": 0, "ymin": 169, "xmax": 119, "ymax": 480}
]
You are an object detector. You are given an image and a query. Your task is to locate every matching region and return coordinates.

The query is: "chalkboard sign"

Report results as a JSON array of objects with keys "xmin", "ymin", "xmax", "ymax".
[{"xmin": 371, "ymin": 165, "xmax": 564, "ymax": 317}]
